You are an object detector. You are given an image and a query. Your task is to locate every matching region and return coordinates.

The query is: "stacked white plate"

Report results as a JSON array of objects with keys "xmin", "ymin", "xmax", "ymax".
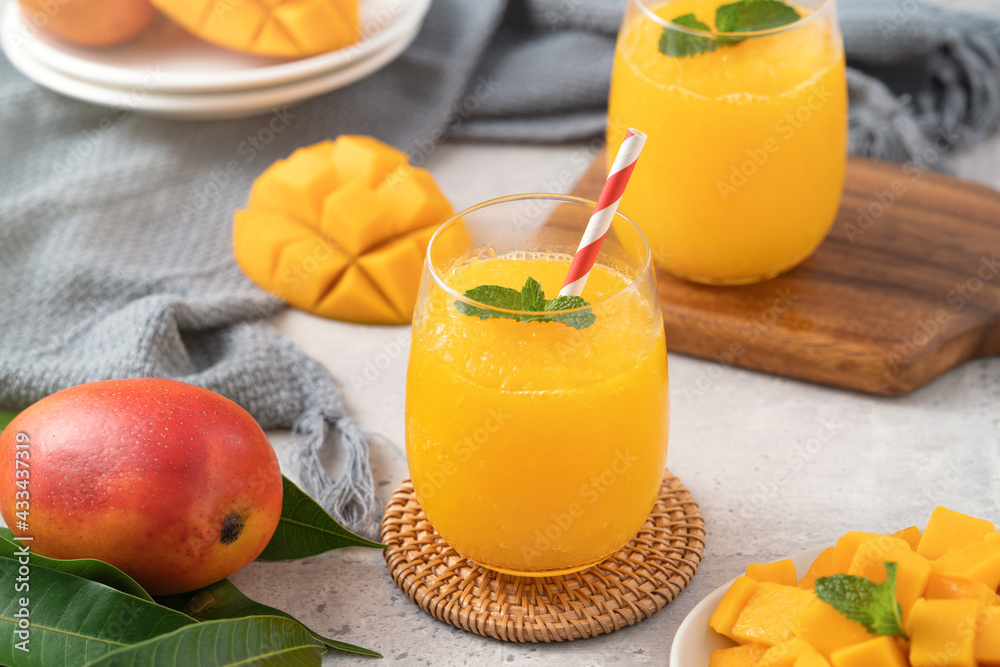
[{"xmin": 0, "ymin": 0, "xmax": 431, "ymax": 119}]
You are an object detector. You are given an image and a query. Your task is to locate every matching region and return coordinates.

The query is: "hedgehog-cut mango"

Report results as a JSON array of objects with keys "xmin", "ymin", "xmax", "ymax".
[
  {"xmin": 151, "ymin": 0, "xmax": 359, "ymax": 57},
  {"xmin": 234, "ymin": 136, "xmax": 454, "ymax": 325}
]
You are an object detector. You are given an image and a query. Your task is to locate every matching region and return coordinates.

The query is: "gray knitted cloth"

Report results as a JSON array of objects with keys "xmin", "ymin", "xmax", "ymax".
[{"xmin": 1, "ymin": 0, "xmax": 998, "ymax": 536}]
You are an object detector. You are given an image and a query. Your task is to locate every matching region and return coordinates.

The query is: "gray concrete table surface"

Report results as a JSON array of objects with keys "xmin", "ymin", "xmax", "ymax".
[
  {"xmin": 241, "ymin": 1, "xmax": 1000, "ymax": 663},
  {"xmin": 237, "ymin": 131, "xmax": 1000, "ymax": 665}
]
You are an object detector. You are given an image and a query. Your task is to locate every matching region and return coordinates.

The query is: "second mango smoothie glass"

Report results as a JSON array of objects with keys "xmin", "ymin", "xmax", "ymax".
[
  {"xmin": 608, "ymin": 0, "xmax": 847, "ymax": 284},
  {"xmin": 405, "ymin": 195, "xmax": 669, "ymax": 576}
]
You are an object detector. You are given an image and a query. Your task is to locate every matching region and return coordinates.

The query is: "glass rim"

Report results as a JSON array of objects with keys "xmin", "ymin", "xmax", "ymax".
[
  {"xmin": 631, "ymin": 0, "xmax": 834, "ymax": 40},
  {"xmin": 425, "ymin": 193, "xmax": 653, "ymax": 318}
]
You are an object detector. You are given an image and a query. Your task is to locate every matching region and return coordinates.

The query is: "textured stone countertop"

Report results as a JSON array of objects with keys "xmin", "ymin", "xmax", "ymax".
[{"xmin": 236, "ymin": 132, "xmax": 1000, "ymax": 666}]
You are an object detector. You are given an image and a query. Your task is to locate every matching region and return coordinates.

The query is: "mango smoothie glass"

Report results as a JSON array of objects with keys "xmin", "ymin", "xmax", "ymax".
[
  {"xmin": 405, "ymin": 195, "xmax": 669, "ymax": 576},
  {"xmin": 608, "ymin": 0, "xmax": 847, "ymax": 284}
]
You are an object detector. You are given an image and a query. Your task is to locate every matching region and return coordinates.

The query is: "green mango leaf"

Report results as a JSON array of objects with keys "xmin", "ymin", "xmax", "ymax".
[
  {"xmin": 156, "ymin": 579, "xmax": 380, "ymax": 657},
  {"xmin": 0, "ymin": 556, "xmax": 194, "ymax": 666},
  {"xmin": 258, "ymin": 476, "xmax": 385, "ymax": 560},
  {"xmin": 0, "ymin": 411, "xmax": 17, "ymax": 434},
  {"xmin": 82, "ymin": 615, "xmax": 325, "ymax": 667},
  {"xmin": 0, "ymin": 530, "xmax": 153, "ymax": 602}
]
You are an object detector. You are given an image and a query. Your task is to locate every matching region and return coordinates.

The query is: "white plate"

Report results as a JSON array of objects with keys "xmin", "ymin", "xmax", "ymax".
[
  {"xmin": 670, "ymin": 543, "xmax": 832, "ymax": 667},
  {"xmin": 0, "ymin": 0, "xmax": 430, "ymax": 92},
  {"xmin": 0, "ymin": 13, "xmax": 422, "ymax": 119}
]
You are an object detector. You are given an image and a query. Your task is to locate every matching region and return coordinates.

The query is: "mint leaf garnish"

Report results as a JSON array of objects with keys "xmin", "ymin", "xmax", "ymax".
[
  {"xmin": 521, "ymin": 277, "xmax": 546, "ymax": 312},
  {"xmin": 814, "ymin": 562, "xmax": 909, "ymax": 640},
  {"xmin": 455, "ymin": 277, "xmax": 595, "ymax": 329},
  {"xmin": 716, "ymin": 0, "xmax": 801, "ymax": 34},
  {"xmin": 659, "ymin": 0, "xmax": 801, "ymax": 58},
  {"xmin": 658, "ymin": 14, "xmax": 717, "ymax": 58}
]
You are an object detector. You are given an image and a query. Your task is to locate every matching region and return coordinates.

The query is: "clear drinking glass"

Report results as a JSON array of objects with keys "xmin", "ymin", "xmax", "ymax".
[
  {"xmin": 608, "ymin": 0, "xmax": 847, "ymax": 284},
  {"xmin": 405, "ymin": 195, "xmax": 670, "ymax": 576}
]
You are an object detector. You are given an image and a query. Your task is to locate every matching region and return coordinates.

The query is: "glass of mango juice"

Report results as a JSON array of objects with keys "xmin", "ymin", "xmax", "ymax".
[
  {"xmin": 405, "ymin": 195, "xmax": 669, "ymax": 576},
  {"xmin": 608, "ymin": 0, "xmax": 848, "ymax": 284}
]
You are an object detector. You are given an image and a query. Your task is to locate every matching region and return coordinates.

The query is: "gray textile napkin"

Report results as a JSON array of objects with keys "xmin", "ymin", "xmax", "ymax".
[
  {"xmin": 2, "ymin": 0, "xmax": 998, "ymax": 538},
  {"xmin": 0, "ymin": 0, "xmax": 506, "ymax": 537}
]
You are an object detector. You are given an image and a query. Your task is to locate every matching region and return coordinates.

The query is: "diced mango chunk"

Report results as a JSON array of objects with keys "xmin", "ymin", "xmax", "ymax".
[
  {"xmin": 848, "ymin": 536, "xmax": 931, "ymax": 615},
  {"xmin": 794, "ymin": 650, "xmax": 832, "ymax": 667},
  {"xmin": 977, "ymin": 606, "xmax": 1000, "ymax": 666},
  {"xmin": 708, "ymin": 644, "xmax": 768, "ymax": 667},
  {"xmin": 234, "ymin": 136, "xmax": 454, "ymax": 324},
  {"xmin": 932, "ymin": 540, "xmax": 1000, "ymax": 590},
  {"xmin": 830, "ymin": 636, "xmax": 908, "ymax": 667},
  {"xmin": 793, "ymin": 600, "xmax": 873, "ymax": 658},
  {"xmin": 709, "ymin": 576, "xmax": 759, "ymax": 641},
  {"xmin": 908, "ymin": 598, "xmax": 979, "ymax": 667},
  {"xmin": 925, "ymin": 571, "xmax": 1000, "ymax": 606},
  {"xmin": 730, "ymin": 583, "xmax": 815, "ymax": 646},
  {"xmin": 917, "ymin": 507, "xmax": 994, "ymax": 560},
  {"xmin": 798, "ymin": 548, "xmax": 835, "ymax": 590},
  {"xmin": 748, "ymin": 560, "xmax": 798, "ymax": 586},
  {"xmin": 833, "ymin": 532, "xmax": 885, "ymax": 573},
  {"xmin": 150, "ymin": 0, "xmax": 360, "ymax": 57},
  {"xmin": 758, "ymin": 636, "xmax": 808, "ymax": 666},
  {"xmin": 892, "ymin": 526, "xmax": 922, "ymax": 551}
]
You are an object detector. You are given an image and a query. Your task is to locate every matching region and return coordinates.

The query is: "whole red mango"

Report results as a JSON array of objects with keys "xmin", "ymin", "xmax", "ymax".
[{"xmin": 0, "ymin": 379, "xmax": 283, "ymax": 595}]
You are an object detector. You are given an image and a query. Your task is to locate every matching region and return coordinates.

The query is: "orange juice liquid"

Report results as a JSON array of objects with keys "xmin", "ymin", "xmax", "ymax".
[
  {"xmin": 608, "ymin": 0, "xmax": 847, "ymax": 284},
  {"xmin": 406, "ymin": 253, "xmax": 669, "ymax": 575}
]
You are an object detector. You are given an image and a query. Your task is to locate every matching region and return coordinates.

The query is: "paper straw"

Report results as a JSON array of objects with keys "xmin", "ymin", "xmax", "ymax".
[{"xmin": 559, "ymin": 128, "xmax": 646, "ymax": 297}]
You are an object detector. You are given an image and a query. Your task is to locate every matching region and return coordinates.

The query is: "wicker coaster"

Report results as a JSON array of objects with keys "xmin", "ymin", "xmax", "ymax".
[{"xmin": 381, "ymin": 470, "xmax": 705, "ymax": 642}]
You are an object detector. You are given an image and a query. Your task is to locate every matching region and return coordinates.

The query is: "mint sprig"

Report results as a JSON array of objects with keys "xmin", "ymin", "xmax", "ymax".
[
  {"xmin": 659, "ymin": 0, "xmax": 801, "ymax": 57},
  {"xmin": 659, "ymin": 14, "xmax": 717, "ymax": 58},
  {"xmin": 814, "ymin": 562, "xmax": 909, "ymax": 640},
  {"xmin": 455, "ymin": 277, "xmax": 596, "ymax": 329}
]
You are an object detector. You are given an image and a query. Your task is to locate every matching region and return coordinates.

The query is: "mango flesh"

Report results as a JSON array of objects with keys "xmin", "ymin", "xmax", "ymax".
[
  {"xmin": 0, "ymin": 379, "xmax": 283, "ymax": 595},
  {"xmin": 151, "ymin": 0, "xmax": 359, "ymax": 57},
  {"xmin": 747, "ymin": 559, "xmax": 798, "ymax": 586},
  {"xmin": 234, "ymin": 136, "xmax": 454, "ymax": 325},
  {"xmin": 17, "ymin": 0, "xmax": 156, "ymax": 47},
  {"xmin": 709, "ymin": 644, "xmax": 768, "ymax": 667},
  {"xmin": 707, "ymin": 509, "xmax": 1000, "ymax": 666}
]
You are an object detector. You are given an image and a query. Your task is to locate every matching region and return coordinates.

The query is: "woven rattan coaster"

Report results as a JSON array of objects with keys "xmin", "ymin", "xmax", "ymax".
[{"xmin": 381, "ymin": 470, "xmax": 705, "ymax": 642}]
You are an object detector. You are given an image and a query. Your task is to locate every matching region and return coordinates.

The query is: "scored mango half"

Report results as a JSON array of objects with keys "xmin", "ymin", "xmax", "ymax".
[
  {"xmin": 234, "ymin": 136, "xmax": 454, "ymax": 324},
  {"xmin": 152, "ymin": 0, "xmax": 359, "ymax": 57}
]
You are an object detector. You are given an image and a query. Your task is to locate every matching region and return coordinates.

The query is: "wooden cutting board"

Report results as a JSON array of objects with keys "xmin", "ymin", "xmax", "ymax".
[{"xmin": 571, "ymin": 155, "xmax": 1000, "ymax": 395}]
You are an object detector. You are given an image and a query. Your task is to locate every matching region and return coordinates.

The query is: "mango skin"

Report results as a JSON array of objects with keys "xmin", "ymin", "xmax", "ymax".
[{"xmin": 0, "ymin": 379, "xmax": 282, "ymax": 595}]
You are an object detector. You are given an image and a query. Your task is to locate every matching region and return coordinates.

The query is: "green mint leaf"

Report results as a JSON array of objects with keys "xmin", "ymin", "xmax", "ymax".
[
  {"xmin": 454, "ymin": 284, "xmax": 524, "ymax": 321},
  {"xmin": 543, "ymin": 295, "xmax": 597, "ymax": 330},
  {"xmin": 521, "ymin": 278, "xmax": 546, "ymax": 312},
  {"xmin": 659, "ymin": 13, "xmax": 718, "ymax": 57},
  {"xmin": 454, "ymin": 278, "xmax": 596, "ymax": 329},
  {"xmin": 815, "ymin": 562, "xmax": 908, "ymax": 640},
  {"xmin": 716, "ymin": 0, "xmax": 801, "ymax": 35}
]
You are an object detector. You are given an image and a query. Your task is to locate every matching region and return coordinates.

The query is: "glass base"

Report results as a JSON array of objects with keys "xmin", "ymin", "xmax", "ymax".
[
  {"xmin": 666, "ymin": 268, "xmax": 785, "ymax": 286},
  {"xmin": 469, "ymin": 555, "xmax": 608, "ymax": 578}
]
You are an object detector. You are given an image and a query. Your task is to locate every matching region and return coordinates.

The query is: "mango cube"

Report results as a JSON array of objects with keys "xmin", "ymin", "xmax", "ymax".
[
  {"xmin": 847, "ymin": 535, "xmax": 931, "ymax": 614},
  {"xmin": 932, "ymin": 540, "xmax": 1000, "ymax": 590},
  {"xmin": 730, "ymin": 583, "xmax": 815, "ymax": 646},
  {"xmin": 833, "ymin": 532, "xmax": 885, "ymax": 573},
  {"xmin": 709, "ymin": 576, "xmax": 759, "ymax": 641},
  {"xmin": 795, "ymin": 650, "xmax": 832, "ymax": 667},
  {"xmin": 793, "ymin": 600, "xmax": 873, "ymax": 658},
  {"xmin": 708, "ymin": 644, "xmax": 768, "ymax": 666},
  {"xmin": 799, "ymin": 547, "xmax": 835, "ymax": 589},
  {"xmin": 976, "ymin": 606, "xmax": 1000, "ymax": 665},
  {"xmin": 917, "ymin": 507, "xmax": 994, "ymax": 560},
  {"xmin": 830, "ymin": 636, "xmax": 908, "ymax": 667},
  {"xmin": 758, "ymin": 636, "xmax": 808, "ymax": 666},
  {"xmin": 908, "ymin": 598, "xmax": 979, "ymax": 667},
  {"xmin": 747, "ymin": 560, "xmax": 798, "ymax": 586},
  {"xmin": 892, "ymin": 526, "xmax": 922, "ymax": 551},
  {"xmin": 925, "ymin": 571, "xmax": 1000, "ymax": 606}
]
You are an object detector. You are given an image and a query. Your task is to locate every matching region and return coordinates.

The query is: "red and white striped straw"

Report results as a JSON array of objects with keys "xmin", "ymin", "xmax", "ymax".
[{"xmin": 559, "ymin": 128, "xmax": 646, "ymax": 297}]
